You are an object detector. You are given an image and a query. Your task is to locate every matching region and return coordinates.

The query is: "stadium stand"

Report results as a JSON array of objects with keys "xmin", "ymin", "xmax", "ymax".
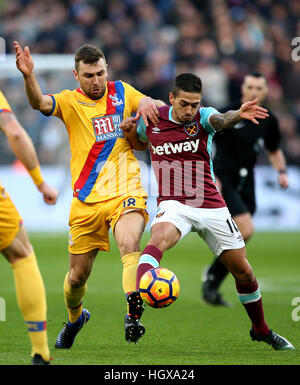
[{"xmin": 0, "ymin": 0, "xmax": 299, "ymax": 167}]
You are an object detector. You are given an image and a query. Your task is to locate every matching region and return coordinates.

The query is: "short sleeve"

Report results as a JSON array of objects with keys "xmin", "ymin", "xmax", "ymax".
[
  {"xmin": 44, "ymin": 91, "xmax": 70, "ymax": 121},
  {"xmin": 199, "ymin": 106, "xmax": 220, "ymax": 134},
  {"xmin": 0, "ymin": 91, "xmax": 13, "ymax": 113},
  {"xmin": 137, "ymin": 119, "xmax": 148, "ymax": 142}
]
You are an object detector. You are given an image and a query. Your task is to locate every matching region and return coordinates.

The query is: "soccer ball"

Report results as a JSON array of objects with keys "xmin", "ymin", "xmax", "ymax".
[{"xmin": 139, "ymin": 267, "xmax": 180, "ymax": 308}]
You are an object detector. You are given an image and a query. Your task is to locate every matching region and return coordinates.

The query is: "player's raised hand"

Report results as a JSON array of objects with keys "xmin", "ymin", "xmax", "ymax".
[
  {"xmin": 137, "ymin": 96, "xmax": 159, "ymax": 127},
  {"xmin": 240, "ymin": 98, "xmax": 269, "ymax": 124},
  {"xmin": 278, "ymin": 173, "xmax": 289, "ymax": 189},
  {"xmin": 14, "ymin": 41, "xmax": 34, "ymax": 76},
  {"xmin": 37, "ymin": 182, "xmax": 58, "ymax": 205}
]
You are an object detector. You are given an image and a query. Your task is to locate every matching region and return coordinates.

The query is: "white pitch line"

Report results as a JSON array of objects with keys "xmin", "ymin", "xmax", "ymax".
[{"xmin": 257, "ymin": 277, "xmax": 300, "ymax": 293}]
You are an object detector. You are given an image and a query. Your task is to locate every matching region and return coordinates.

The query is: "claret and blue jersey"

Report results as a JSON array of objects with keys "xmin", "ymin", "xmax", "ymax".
[{"xmin": 137, "ymin": 105, "xmax": 226, "ymax": 209}]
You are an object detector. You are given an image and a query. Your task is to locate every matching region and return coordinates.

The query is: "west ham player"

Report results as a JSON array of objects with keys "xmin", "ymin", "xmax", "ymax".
[
  {"xmin": 120, "ymin": 73, "xmax": 294, "ymax": 350},
  {"xmin": 14, "ymin": 41, "xmax": 163, "ymax": 347},
  {"xmin": 0, "ymin": 91, "xmax": 58, "ymax": 364},
  {"xmin": 202, "ymin": 72, "xmax": 289, "ymax": 307}
]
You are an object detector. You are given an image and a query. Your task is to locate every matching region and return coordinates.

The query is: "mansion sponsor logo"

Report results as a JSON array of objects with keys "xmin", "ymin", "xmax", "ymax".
[{"xmin": 92, "ymin": 113, "xmax": 124, "ymax": 141}]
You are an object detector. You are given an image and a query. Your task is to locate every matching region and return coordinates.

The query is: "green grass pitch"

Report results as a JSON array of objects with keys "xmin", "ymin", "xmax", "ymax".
[{"xmin": 0, "ymin": 232, "xmax": 299, "ymax": 365}]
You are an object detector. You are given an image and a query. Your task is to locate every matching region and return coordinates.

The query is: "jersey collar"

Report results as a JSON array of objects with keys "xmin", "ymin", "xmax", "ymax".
[
  {"xmin": 75, "ymin": 85, "xmax": 107, "ymax": 101},
  {"xmin": 169, "ymin": 106, "xmax": 182, "ymax": 124}
]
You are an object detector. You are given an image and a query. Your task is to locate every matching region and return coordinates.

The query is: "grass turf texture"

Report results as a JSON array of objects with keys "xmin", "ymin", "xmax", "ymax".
[{"xmin": 0, "ymin": 232, "xmax": 299, "ymax": 365}]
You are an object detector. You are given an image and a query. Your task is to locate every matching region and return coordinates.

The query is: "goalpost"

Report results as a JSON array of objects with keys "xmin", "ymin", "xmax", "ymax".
[{"xmin": 0, "ymin": 54, "xmax": 74, "ymax": 78}]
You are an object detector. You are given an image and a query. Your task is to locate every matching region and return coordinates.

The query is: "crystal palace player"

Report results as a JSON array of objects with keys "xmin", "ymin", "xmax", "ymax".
[
  {"xmin": 0, "ymin": 90, "xmax": 58, "ymax": 364},
  {"xmin": 120, "ymin": 73, "xmax": 294, "ymax": 350},
  {"xmin": 15, "ymin": 41, "xmax": 163, "ymax": 347}
]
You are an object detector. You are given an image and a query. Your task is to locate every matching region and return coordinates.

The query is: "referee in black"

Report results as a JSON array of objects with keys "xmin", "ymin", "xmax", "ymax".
[{"xmin": 202, "ymin": 72, "xmax": 289, "ymax": 306}]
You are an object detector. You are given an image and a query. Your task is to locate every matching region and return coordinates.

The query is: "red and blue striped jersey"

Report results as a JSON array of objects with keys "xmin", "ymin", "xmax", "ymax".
[
  {"xmin": 48, "ymin": 81, "xmax": 147, "ymax": 202},
  {"xmin": 0, "ymin": 90, "xmax": 12, "ymax": 114}
]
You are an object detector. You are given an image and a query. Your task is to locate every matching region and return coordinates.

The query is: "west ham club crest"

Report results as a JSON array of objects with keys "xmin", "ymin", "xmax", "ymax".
[{"xmin": 184, "ymin": 121, "xmax": 199, "ymax": 137}]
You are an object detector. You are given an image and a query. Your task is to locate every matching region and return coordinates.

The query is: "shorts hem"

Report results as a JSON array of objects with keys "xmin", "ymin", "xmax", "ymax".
[
  {"xmin": 151, "ymin": 218, "xmax": 190, "ymax": 240},
  {"xmin": 0, "ymin": 235, "xmax": 15, "ymax": 251},
  {"xmin": 215, "ymin": 243, "xmax": 245, "ymax": 257},
  {"xmin": 68, "ymin": 246, "xmax": 109, "ymax": 255},
  {"xmin": 111, "ymin": 207, "xmax": 149, "ymax": 233},
  {"xmin": 0, "ymin": 223, "xmax": 22, "ymax": 251}
]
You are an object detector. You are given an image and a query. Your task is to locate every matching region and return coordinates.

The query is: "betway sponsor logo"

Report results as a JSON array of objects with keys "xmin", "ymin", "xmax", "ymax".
[{"xmin": 150, "ymin": 139, "xmax": 200, "ymax": 155}]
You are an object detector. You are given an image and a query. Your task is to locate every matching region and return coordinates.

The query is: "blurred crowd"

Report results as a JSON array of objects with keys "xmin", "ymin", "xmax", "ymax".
[{"xmin": 0, "ymin": 0, "xmax": 300, "ymax": 166}]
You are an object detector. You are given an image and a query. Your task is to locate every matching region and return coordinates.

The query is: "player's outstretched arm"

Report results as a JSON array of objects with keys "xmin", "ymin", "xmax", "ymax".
[
  {"xmin": 0, "ymin": 110, "xmax": 58, "ymax": 205},
  {"xmin": 14, "ymin": 41, "xmax": 53, "ymax": 115},
  {"xmin": 210, "ymin": 98, "xmax": 269, "ymax": 130},
  {"xmin": 120, "ymin": 116, "xmax": 148, "ymax": 151}
]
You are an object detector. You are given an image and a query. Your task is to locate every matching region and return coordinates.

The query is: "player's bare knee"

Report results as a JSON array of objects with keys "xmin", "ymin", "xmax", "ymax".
[
  {"xmin": 236, "ymin": 215, "xmax": 254, "ymax": 242},
  {"xmin": 150, "ymin": 223, "xmax": 180, "ymax": 252},
  {"xmin": 242, "ymin": 225, "xmax": 254, "ymax": 242},
  {"xmin": 117, "ymin": 237, "xmax": 139, "ymax": 256},
  {"xmin": 234, "ymin": 265, "xmax": 254, "ymax": 284},
  {"xmin": 148, "ymin": 233, "xmax": 173, "ymax": 252},
  {"xmin": 2, "ymin": 238, "xmax": 33, "ymax": 264},
  {"xmin": 148, "ymin": 231, "xmax": 163, "ymax": 251},
  {"xmin": 68, "ymin": 271, "xmax": 87, "ymax": 288}
]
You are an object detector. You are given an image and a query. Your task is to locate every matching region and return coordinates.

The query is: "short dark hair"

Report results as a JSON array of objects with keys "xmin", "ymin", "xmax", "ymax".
[
  {"xmin": 247, "ymin": 71, "xmax": 266, "ymax": 80},
  {"xmin": 171, "ymin": 73, "xmax": 202, "ymax": 97},
  {"xmin": 74, "ymin": 44, "xmax": 106, "ymax": 71}
]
